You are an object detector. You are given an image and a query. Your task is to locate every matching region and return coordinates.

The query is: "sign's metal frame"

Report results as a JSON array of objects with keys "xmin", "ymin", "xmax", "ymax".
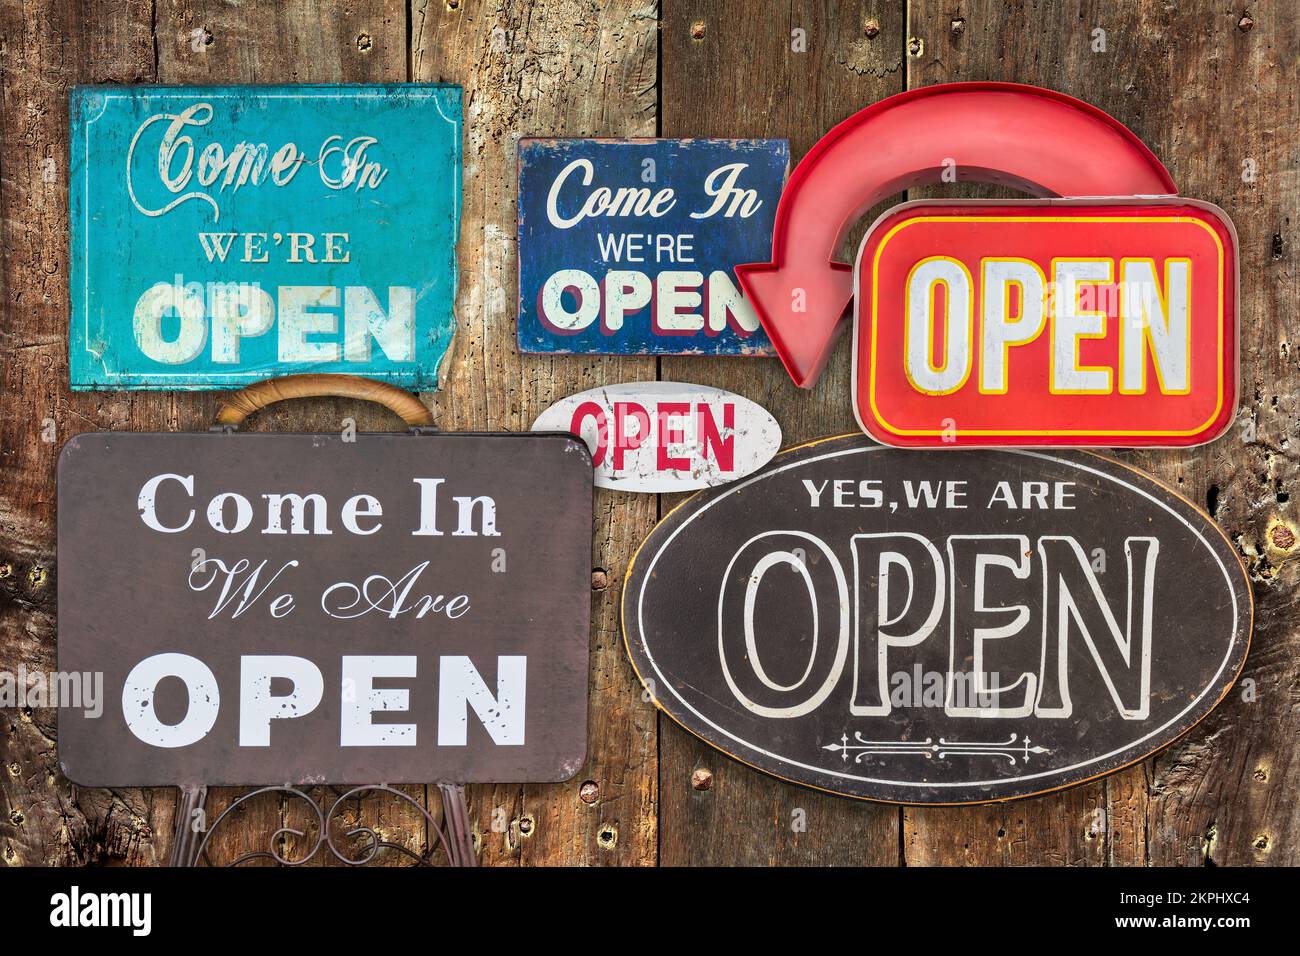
[{"xmin": 169, "ymin": 782, "xmax": 476, "ymax": 867}]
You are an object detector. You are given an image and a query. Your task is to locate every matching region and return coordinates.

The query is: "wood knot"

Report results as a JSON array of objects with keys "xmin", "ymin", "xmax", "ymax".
[{"xmin": 1268, "ymin": 522, "xmax": 1296, "ymax": 552}]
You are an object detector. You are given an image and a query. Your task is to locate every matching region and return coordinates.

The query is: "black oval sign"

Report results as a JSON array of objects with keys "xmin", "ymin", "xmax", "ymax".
[{"xmin": 622, "ymin": 435, "xmax": 1252, "ymax": 804}]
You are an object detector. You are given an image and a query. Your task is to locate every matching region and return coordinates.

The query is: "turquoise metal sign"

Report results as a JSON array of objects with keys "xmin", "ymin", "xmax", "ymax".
[{"xmin": 70, "ymin": 84, "xmax": 461, "ymax": 390}]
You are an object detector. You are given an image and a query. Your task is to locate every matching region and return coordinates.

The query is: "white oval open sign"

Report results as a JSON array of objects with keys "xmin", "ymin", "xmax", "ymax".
[{"xmin": 531, "ymin": 381, "xmax": 781, "ymax": 493}]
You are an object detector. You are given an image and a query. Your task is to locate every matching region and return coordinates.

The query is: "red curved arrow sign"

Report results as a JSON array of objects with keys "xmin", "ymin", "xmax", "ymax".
[{"xmin": 736, "ymin": 82, "xmax": 1177, "ymax": 388}]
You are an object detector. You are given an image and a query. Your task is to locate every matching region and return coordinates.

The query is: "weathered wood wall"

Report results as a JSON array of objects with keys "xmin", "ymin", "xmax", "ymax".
[{"xmin": 0, "ymin": 0, "xmax": 1294, "ymax": 866}]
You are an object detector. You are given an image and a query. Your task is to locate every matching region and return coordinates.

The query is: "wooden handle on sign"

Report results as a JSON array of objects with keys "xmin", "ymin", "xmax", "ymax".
[{"xmin": 214, "ymin": 374, "xmax": 435, "ymax": 427}]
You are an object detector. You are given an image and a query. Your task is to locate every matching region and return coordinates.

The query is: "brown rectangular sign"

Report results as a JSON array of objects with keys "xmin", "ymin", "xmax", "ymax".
[{"xmin": 57, "ymin": 431, "xmax": 593, "ymax": 786}]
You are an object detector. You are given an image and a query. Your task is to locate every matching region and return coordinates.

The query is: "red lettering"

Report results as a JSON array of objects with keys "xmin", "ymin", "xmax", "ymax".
[
  {"xmin": 698, "ymin": 402, "xmax": 735, "ymax": 471},
  {"xmin": 570, "ymin": 401, "xmax": 608, "ymax": 466},
  {"xmin": 656, "ymin": 402, "xmax": 691, "ymax": 472},
  {"xmin": 613, "ymin": 402, "xmax": 651, "ymax": 471}
]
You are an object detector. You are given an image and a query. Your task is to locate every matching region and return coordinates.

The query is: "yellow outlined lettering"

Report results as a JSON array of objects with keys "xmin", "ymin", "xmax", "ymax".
[
  {"xmin": 979, "ymin": 257, "xmax": 1049, "ymax": 394},
  {"xmin": 1118, "ymin": 257, "xmax": 1192, "ymax": 395},
  {"xmin": 903, "ymin": 256, "xmax": 974, "ymax": 396},
  {"xmin": 1049, "ymin": 257, "xmax": 1114, "ymax": 396}
]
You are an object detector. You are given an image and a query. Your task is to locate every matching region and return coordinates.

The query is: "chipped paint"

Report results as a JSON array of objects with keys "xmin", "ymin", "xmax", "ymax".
[
  {"xmin": 69, "ymin": 85, "xmax": 461, "ymax": 389},
  {"xmin": 531, "ymin": 381, "xmax": 781, "ymax": 493},
  {"xmin": 517, "ymin": 138, "xmax": 788, "ymax": 355}
]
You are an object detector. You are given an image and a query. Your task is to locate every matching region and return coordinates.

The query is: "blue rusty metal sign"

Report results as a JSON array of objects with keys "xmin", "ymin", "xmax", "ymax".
[
  {"xmin": 517, "ymin": 138, "xmax": 787, "ymax": 355},
  {"xmin": 69, "ymin": 84, "xmax": 462, "ymax": 390}
]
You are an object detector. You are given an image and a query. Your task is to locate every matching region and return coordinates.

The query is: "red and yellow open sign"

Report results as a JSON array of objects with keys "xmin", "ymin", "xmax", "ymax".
[{"xmin": 853, "ymin": 200, "xmax": 1238, "ymax": 448}]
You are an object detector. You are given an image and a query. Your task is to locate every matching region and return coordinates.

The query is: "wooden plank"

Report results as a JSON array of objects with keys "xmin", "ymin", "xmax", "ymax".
[
  {"xmin": 156, "ymin": 0, "xmax": 406, "ymax": 82},
  {"xmin": 896, "ymin": 0, "xmax": 1132, "ymax": 868},
  {"xmin": 657, "ymin": 0, "xmax": 906, "ymax": 865},
  {"xmin": 1105, "ymin": 765, "xmax": 1150, "ymax": 866},
  {"xmin": 411, "ymin": 0, "xmax": 660, "ymax": 866},
  {"xmin": 901, "ymin": 0, "xmax": 1298, "ymax": 866},
  {"xmin": 146, "ymin": 0, "xmax": 416, "ymax": 868},
  {"xmin": 1114, "ymin": 1, "xmax": 1297, "ymax": 867},
  {"xmin": 0, "ymin": 0, "xmax": 166, "ymax": 867},
  {"xmin": 0, "ymin": 0, "xmax": 1293, "ymax": 869},
  {"xmin": 903, "ymin": 789, "xmax": 1105, "ymax": 866}
]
